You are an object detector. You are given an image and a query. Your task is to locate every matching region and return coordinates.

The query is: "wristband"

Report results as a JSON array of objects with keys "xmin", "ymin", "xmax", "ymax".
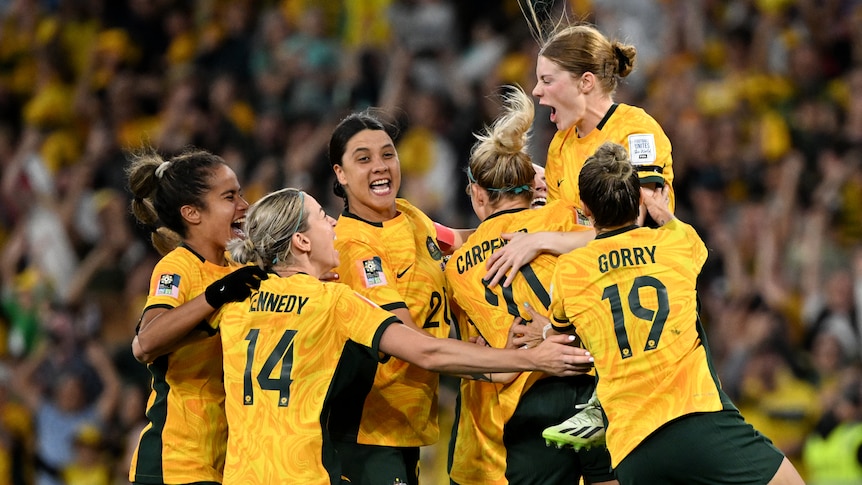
[
  {"xmin": 542, "ymin": 323, "xmax": 553, "ymax": 340},
  {"xmin": 434, "ymin": 222, "xmax": 456, "ymax": 251}
]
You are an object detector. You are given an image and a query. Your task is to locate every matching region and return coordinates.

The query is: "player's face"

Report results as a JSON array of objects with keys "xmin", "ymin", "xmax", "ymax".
[
  {"xmin": 533, "ymin": 56, "xmax": 586, "ymax": 131},
  {"xmin": 300, "ymin": 194, "xmax": 340, "ymax": 274},
  {"xmin": 195, "ymin": 164, "xmax": 249, "ymax": 248},
  {"xmin": 532, "ymin": 164, "xmax": 548, "ymax": 208},
  {"xmin": 333, "ymin": 129, "xmax": 401, "ymax": 222}
]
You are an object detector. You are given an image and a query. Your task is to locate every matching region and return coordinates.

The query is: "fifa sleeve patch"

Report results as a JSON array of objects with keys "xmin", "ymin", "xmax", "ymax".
[
  {"xmin": 155, "ymin": 273, "xmax": 181, "ymax": 298},
  {"xmin": 628, "ymin": 133, "xmax": 657, "ymax": 165},
  {"xmin": 357, "ymin": 257, "xmax": 387, "ymax": 288}
]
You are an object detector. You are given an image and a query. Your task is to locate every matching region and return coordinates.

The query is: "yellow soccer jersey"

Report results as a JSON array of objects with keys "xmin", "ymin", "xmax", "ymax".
[
  {"xmin": 129, "ymin": 245, "xmax": 234, "ymax": 484},
  {"xmin": 333, "ymin": 198, "xmax": 450, "ymax": 447},
  {"xmin": 550, "ymin": 220, "xmax": 734, "ymax": 466},
  {"xmin": 546, "ymin": 103, "xmax": 675, "ymax": 211},
  {"xmin": 446, "ymin": 201, "xmax": 590, "ymax": 484},
  {"xmin": 217, "ymin": 273, "xmax": 398, "ymax": 485}
]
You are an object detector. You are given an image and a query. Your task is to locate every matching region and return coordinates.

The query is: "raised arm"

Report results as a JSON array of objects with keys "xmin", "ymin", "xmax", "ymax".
[{"xmin": 84, "ymin": 340, "xmax": 122, "ymax": 424}]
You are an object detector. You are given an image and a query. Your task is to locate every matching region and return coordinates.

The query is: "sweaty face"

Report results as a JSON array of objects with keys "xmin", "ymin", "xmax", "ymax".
[
  {"xmin": 532, "ymin": 56, "xmax": 585, "ymax": 132},
  {"xmin": 197, "ymin": 164, "xmax": 249, "ymax": 249},
  {"xmin": 333, "ymin": 129, "xmax": 401, "ymax": 222}
]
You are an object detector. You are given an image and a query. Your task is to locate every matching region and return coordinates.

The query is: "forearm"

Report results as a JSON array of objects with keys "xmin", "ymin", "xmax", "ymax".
[
  {"xmin": 648, "ymin": 206, "xmax": 675, "ymax": 227},
  {"xmin": 418, "ymin": 339, "xmax": 539, "ymax": 375},
  {"xmin": 390, "ymin": 307, "xmax": 433, "ymax": 335},
  {"xmin": 134, "ymin": 295, "xmax": 215, "ymax": 362},
  {"xmin": 87, "ymin": 343, "xmax": 122, "ymax": 419},
  {"xmin": 453, "ymin": 371, "xmax": 520, "ymax": 383},
  {"xmin": 381, "ymin": 325, "xmax": 534, "ymax": 374},
  {"xmin": 538, "ymin": 230, "xmax": 596, "ymax": 256}
]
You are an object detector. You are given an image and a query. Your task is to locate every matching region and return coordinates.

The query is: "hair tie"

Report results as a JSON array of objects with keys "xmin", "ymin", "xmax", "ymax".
[
  {"xmin": 155, "ymin": 161, "xmax": 171, "ymax": 179},
  {"xmin": 467, "ymin": 167, "xmax": 531, "ymax": 195}
]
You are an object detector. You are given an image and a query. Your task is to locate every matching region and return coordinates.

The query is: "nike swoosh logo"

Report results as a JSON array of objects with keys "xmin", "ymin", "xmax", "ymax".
[
  {"xmin": 396, "ymin": 264, "xmax": 413, "ymax": 278},
  {"xmin": 557, "ymin": 179, "xmax": 564, "ymax": 187}
]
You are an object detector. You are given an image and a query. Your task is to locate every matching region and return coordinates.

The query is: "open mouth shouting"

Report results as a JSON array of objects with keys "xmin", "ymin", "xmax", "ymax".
[
  {"xmin": 231, "ymin": 217, "xmax": 246, "ymax": 239},
  {"xmin": 370, "ymin": 178, "xmax": 393, "ymax": 196}
]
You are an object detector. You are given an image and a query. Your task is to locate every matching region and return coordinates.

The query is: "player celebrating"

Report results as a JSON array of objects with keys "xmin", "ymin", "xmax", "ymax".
[
  {"xmin": 485, "ymin": 6, "xmax": 674, "ymax": 286},
  {"xmin": 484, "ymin": 5, "xmax": 678, "ymax": 451},
  {"xmin": 548, "ymin": 142, "xmax": 804, "ymax": 484},
  {"xmin": 127, "ymin": 149, "xmax": 267, "ymax": 484},
  {"xmin": 214, "ymin": 188, "xmax": 593, "ymax": 484},
  {"xmin": 446, "ymin": 85, "xmax": 614, "ymax": 485},
  {"xmin": 325, "ymin": 110, "xmax": 456, "ymax": 484}
]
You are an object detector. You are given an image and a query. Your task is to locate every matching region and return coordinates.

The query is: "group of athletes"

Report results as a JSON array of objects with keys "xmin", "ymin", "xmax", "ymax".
[{"xmin": 123, "ymin": 7, "xmax": 807, "ymax": 485}]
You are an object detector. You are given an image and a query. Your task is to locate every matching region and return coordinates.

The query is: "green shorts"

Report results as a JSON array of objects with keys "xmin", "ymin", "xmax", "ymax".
[
  {"xmin": 335, "ymin": 441, "xmax": 419, "ymax": 485},
  {"xmin": 503, "ymin": 375, "xmax": 615, "ymax": 484},
  {"xmin": 615, "ymin": 410, "xmax": 785, "ymax": 485}
]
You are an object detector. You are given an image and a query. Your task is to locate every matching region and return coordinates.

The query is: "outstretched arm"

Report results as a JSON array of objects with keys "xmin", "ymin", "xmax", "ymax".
[
  {"xmin": 379, "ymin": 323, "xmax": 592, "ymax": 376},
  {"xmin": 484, "ymin": 230, "xmax": 595, "ymax": 287}
]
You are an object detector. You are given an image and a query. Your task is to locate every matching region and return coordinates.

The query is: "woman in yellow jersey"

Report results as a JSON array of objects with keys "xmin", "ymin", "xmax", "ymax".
[
  {"xmin": 548, "ymin": 142, "xmax": 804, "ymax": 485},
  {"xmin": 482, "ymin": 6, "xmax": 676, "ymax": 453},
  {"xmin": 445, "ymin": 85, "xmax": 616, "ymax": 485},
  {"xmin": 484, "ymin": 5, "xmax": 673, "ymax": 287},
  {"xmin": 126, "ymin": 149, "xmax": 267, "ymax": 485},
  {"xmin": 213, "ymin": 188, "xmax": 592, "ymax": 485},
  {"xmin": 323, "ymin": 110, "xmax": 461, "ymax": 484}
]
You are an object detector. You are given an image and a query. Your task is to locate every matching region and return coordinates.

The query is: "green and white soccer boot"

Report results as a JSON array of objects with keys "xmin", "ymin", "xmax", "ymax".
[{"xmin": 542, "ymin": 392, "xmax": 606, "ymax": 451}]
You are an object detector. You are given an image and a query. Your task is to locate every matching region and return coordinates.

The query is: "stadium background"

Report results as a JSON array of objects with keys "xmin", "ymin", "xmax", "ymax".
[{"xmin": 0, "ymin": 0, "xmax": 860, "ymax": 483}]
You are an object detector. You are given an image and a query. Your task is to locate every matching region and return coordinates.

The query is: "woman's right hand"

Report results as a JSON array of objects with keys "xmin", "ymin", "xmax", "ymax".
[
  {"xmin": 483, "ymin": 232, "xmax": 545, "ymax": 287},
  {"xmin": 642, "ymin": 185, "xmax": 674, "ymax": 227},
  {"xmin": 530, "ymin": 334, "xmax": 594, "ymax": 377}
]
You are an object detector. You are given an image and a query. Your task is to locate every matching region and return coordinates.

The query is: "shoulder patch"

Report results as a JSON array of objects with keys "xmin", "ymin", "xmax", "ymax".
[
  {"xmin": 426, "ymin": 236, "xmax": 443, "ymax": 261},
  {"xmin": 155, "ymin": 273, "xmax": 181, "ymax": 298},
  {"xmin": 628, "ymin": 133, "xmax": 657, "ymax": 165},
  {"xmin": 357, "ymin": 257, "xmax": 387, "ymax": 288}
]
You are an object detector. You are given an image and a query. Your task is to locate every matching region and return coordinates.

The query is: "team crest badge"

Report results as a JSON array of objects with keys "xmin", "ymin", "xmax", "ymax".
[
  {"xmin": 426, "ymin": 236, "xmax": 443, "ymax": 261},
  {"xmin": 358, "ymin": 256, "xmax": 387, "ymax": 288},
  {"xmin": 155, "ymin": 273, "xmax": 181, "ymax": 298}
]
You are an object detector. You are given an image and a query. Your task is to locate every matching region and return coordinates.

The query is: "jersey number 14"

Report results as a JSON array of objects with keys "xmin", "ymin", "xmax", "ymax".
[{"xmin": 243, "ymin": 328, "xmax": 297, "ymax": 407}]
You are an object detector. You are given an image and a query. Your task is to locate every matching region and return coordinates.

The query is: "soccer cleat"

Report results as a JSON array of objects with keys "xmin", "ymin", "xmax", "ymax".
[{"xmin": 542, "ymin": 394, "xmax": 606, "ymax": 450}]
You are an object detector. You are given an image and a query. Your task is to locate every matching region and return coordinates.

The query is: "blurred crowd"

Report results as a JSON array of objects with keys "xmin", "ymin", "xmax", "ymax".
[{"xmin": 0, "ymin": 0, "xmax": 861, "ymax": 483}]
